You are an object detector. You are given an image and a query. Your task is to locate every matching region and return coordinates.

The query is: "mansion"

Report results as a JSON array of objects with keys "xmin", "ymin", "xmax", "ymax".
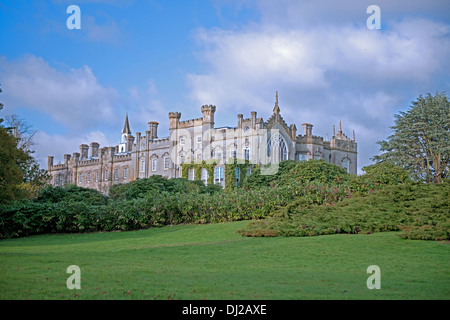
[{"xmin": 48, "ymin": 93, "xmax": 357, "ymax": 193}]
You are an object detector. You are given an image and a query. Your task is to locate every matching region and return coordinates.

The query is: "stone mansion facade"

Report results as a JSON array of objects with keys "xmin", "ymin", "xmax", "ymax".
[{"xmin": 48, "ymin": 93, "xmax": 357, "ymax": 194}]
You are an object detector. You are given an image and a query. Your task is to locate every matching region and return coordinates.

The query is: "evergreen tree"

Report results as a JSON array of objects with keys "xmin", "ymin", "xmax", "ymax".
[{"xmin": 373, "ymin": 92, "xmax": 449, "ymax": 183}]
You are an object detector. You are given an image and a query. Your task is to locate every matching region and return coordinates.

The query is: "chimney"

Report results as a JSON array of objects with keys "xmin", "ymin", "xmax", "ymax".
[
  {"xmin": 80, "ymin": 144, "xmax": 89, "ymax": 159},
  {"xmin": 237, "ymin": 114, "xmax": 243, "ymax": 129},
  {"xmin": 73, "ymin": 152, "xmax": 80, "ymax": 162},
  {"xmin": 126, "ymin": 135, "xmax": 135, "ymax": 152},
  {"xmin": 64, "ymin": 154, "xmax": 71, "ymax": 165},
  {"xmin": 251, "ymin": 111, "xmax": 257, "ymax": 128},
  {"xmin": 90, "ymin": 142, "xmax": 99, "ymax": 158},
  {"xmin": 148, "ymin": 121, "xmax": 159, "ymax": 140},
  {"xmin": 302, "ymin": 123, "xmax": 313, "ymax": 136},
  {"xmin": 48, "ymin": 156, "xmax": 54, "ymax": 169}
]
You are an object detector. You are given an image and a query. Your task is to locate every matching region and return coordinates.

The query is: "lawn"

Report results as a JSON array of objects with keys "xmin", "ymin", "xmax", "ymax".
[{"xmin": 0, "ymin": 220, "xmax": 448, "ymax": 300}]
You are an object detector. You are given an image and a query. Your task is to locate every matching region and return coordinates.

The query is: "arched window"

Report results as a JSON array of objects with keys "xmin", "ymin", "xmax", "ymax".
[
  {"xmin": 342, "ymin": 158, "xmax": 350, "ymax": 173},
  {"xmin": 267, "ymin": 133, "xmax": 288, "ymax": 162}
]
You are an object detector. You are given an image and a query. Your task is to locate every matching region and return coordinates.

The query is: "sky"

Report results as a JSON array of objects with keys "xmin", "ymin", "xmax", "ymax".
[{"xmin": 1, "ymin": 0, "xmax": 449, "ymax": 174}]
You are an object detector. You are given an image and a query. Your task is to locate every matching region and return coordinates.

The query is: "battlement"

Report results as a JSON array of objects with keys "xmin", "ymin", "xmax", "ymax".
[
  {"xmin": 78, "ymin": 158, "xmax": 100, "ymax": 166},
  {"xmin": 297, "ymin": 135, "xmax": 324, "ymax": 144},
  {"xmin": 114, "ymin": 154, "xmax": 132, "ymax": 162},
  {"xmin": 149, "ymin": 137, "xmax": 170, "ymax": 145},
  {"xmin": 178, "ymin": 118, "xmax": 204, "ymax": 128},
  {"xmin": 50, "ymin": 163, "xmax": 67, "ymax": 170}
]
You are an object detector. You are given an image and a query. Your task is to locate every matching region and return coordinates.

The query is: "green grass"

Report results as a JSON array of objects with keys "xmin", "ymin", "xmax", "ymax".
[{"xmin": 0, "ymin": 221, "xmax": 449, "ymax": 300}]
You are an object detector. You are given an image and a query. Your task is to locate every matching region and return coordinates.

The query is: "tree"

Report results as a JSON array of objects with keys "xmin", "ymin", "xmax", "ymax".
[
  {"xmin": 4, "ymin": 114, "xmax": 36, "ymax": 151},
  {"xmin": 0, "ymin": 85, "xmax": 51, "ymax": 202},
  {"xmin": 373, "ymin": 92, "xmax": 449, "ymax": 183},
  {"xmin": 0, "ymin": 127, "xmax": 30, "ymax": 203}
]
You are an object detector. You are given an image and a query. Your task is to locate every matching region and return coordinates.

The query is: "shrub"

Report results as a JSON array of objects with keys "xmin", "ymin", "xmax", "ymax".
[
  {"xmin": 237, "ymin": 182, "xmax": 450, "ymax": 240},
  {"xmin": 36, "ymin": 184, "xmax": 108, "ymax": 205},
  {"xmin": 361, "ymin": 162, "xmax": 411, "ymax": 185}
]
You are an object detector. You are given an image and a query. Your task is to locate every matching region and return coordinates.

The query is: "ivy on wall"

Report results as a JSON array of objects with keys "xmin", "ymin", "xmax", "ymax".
[
  {"xmin": 181, "ymin": 159, "xmax": 254, "ymax": 189},
  {"xmin": 181, "ymin": 160, "xmax": 217, "ymax": 185}
]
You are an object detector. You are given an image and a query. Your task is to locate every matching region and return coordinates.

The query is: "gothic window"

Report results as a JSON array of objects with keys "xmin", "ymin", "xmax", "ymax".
[
  {"xmin": 267, "ymin": 133, "xmax": 288, "ymax": 162},
  {"xmin": 140, "ymin": 160, "xmax": 145, "ymax": 172},
  {"xmin": 123, "ymin": 168, "xmax": 128, "ymax": 180},
  {"xmin": 87, "ymin": 171, "xmax": 91, "ymax": 182},
  {"xmin": 314, "ymin": 154, "xmax": 322, "ymax": 160},
  {"xmin": 114, "ymin": 168, "xmax": 119, "ymax": 180},
  {"xmin": 152, "ymin": 158, "xmax": 157, "ymax": 172},
  {"xmin": 95, "ymin": 171, "xmax": 99, "ymax": 182},
  {"xmin": 342, "ymin": 158, "xmax": 350, "ymax": 173}
]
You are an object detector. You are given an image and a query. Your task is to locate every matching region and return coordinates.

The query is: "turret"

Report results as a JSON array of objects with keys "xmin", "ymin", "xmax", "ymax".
[
  {"xmin": 169, "ymin": 112, "xmax": 181, "ymax": 129},
  {"xmin": 201, "ymin": 105, "xmax": 216, "ymax": 125}
]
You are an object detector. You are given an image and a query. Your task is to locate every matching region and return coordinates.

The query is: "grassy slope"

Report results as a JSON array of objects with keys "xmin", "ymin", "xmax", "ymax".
[{"xmin": 0, "ymin": 221, "xmax": 448, "ymax": 300}]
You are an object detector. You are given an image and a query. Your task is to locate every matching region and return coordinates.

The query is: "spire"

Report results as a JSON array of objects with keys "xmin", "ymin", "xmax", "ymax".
[
  {"xmin": 353, "ymin": 129, "xmax": 355, "ymax": 142},
  {"xmin": 273, "ymin": 91, "xmax": 280, "ymax": 114},
  {"xmin": 123, "ymin": 114, "xmax": 131, "ymax": 135},
  {"xmin": 338, "ymin": 121, "xmax": 342, "ymax": 135},
  {"xmin": 333, "ymin": 125, "xmax": 335, "ymax": 137}
]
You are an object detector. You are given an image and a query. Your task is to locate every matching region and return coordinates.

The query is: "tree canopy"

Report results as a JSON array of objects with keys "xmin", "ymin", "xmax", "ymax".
[
  {"xmin": 373, "ymin": 92, "xmax": 449, "ymax": 183},
  {"xmin": 0, "ymin": 85, "xmax": 50, "ymax": 203}
]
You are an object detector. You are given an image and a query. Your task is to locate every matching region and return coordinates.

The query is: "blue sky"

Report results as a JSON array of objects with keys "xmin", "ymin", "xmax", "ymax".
[{"xmin": 1, "ymin": 0, "xmax": 450, "ymax": 173}]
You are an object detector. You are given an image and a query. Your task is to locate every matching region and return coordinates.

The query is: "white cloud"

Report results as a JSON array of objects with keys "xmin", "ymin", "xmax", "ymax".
[
  {"xmin": 0, "ymin": 55, "xmax": 119, "ymax": 132},
  {"xmin": 186, "ymin": 7, "xmax": 450, "ymax": 171}
]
